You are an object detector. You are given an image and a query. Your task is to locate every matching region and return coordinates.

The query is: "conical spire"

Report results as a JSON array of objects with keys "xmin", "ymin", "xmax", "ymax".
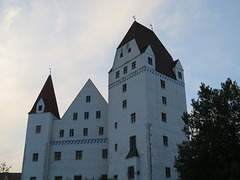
[
  {"xmin": 117, "ymin": 21, "xmax": 176, "ymax": 79},
  {"xmin": 29, "ymin": 75, "xmax": 60, "ymax": 119}
]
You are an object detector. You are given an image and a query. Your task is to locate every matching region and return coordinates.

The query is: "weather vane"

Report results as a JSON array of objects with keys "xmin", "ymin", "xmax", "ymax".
[
  {"xmin": 132, "ymin": 15, "xmax": 136, "ymax": 21},
  {"xmin": 49, "ymin": 68, "xmax": 51, "ymax": 74}
]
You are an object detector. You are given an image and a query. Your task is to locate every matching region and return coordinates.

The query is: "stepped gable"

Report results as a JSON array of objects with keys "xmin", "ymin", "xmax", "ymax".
[
  {"xmin": 117, "ymin": 21, "xmax": 176, "ymax": 79},
  {"xmin": 29, "ymin": 75, "xmax": 60, "ymax": 119}
]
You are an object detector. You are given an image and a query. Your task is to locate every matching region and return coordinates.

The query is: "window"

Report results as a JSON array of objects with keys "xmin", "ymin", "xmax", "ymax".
[
  {"xmin": 96, "ymin": 111, "xmax": 101, "ymax": 119},
  {"xmin": 162, "ymin": 96, "xmax": 167, "ymax": 105},
  {"xmin": 114, "ymin": 175, "xmax": 118, "ymax": 180},
  {"xmin": 124, "ymin": 66, "xmax": 128, "ymax": 74},
  {"xmin": 122, "ymin": 100, "xmax": 127, "ymax": 108},
  {"xmin": 130, "ymin": 136, "xmax": 136, "ymax": 148},
  {"xmin": 178, "ymin": 71, "xmax": 182, "ymax": 79},
  {"xmin": 59, "ymin": 130, "xmax": 64, "ymax": 138},
  {"xmin": 74, "ymin": 176, "xmax": 82, "ymax": 180},
  {"xmin": 83, "ymin": 128, "xmax": 88, "ymax": 136},
  {"xmin": 73, "ymin": 112, "xmax": 78, "ymax": 120},
  {"xmin": 162, "ymin": 113, "xmax": 167, "ymax": 122},
  {"xmin": 86, "ymin": 96, "xmax": 91, "ymax": 102},
  {"xmin": 102, "ymin": 149, "xmax": 108, "ymax": 159},
  {"xmin": 165, "ymin": 167, "xmax": 171, "ymax": 178},
  {"xmin": 75, "ymin": 151, "xmax": 82, "ymax": 160},
  {"xmin": 116, "ymin": 71, "xmax": 120, "ymax": 78},
  {"xmin": 128, "ymin": 48, "xmax": 131, "ymax": 53},
  {"xmin": 163, "ymin": 136, "xmax": 168, "ymax": 146},
  {"xmin": 161, "ymin": 80, "xmax": 165, "ymax": 88},
  {"xmin": 115, "ymin": 144, "xmax": 118, "ymax": 151},
  {"xmin": 101, "ymin": 175, "xmax": 107, "ymax": 180},
  {"xmin": 54, "ymin": 152, "xmax": 61, "ymax": 161},
  {"xmin": 32, "ymin": 153, "xmax": 38, "ymax": 162},
  {"xmin": 122, "ymin": 84, "xmax": 127, "ymax": 92},
  {"xmin": 69, "ymin": 129, "xmax": 74, "ymax": 137},
  {"xmin": 30, "ymin": 177, "xmax": 36, "ymax": 180},
  {"xmin": 128, "ymin": 166, "xmax": 134, "ymax": 179},
  {"xmin": 114, "ymin": 122, "xmax": 118, "ymax": 129},
  {"xmin": 148, "ymin": 57, "xmax": 153, "ymax": 65},
  {"xmin": 35, "ymin": 125, "xmax": 41, "ymax": 134},
  {"xmin": 120, "ymin": 52, "xmax": 123, "ymax": 58},
  {"xmin": 84, "ymin": 112, "xmax": 89, "ymax": 119},
  {"xmin": 38, "ymin": 105, "xmax": 42, "ymax": 111},
  {"xmin": 55, "ymin": 176, "xmax": 62, "ymax": 180},
  {"xmin": 99, "ymin": 127, "xmax": 104, "ymax": 135},
  {"xmin": 132, "ymin": 61, "xmax": 136, "ymax": 69},
  {"xmin": 131, "ymin": 113, "xmax": 136, "ymax": 123}
]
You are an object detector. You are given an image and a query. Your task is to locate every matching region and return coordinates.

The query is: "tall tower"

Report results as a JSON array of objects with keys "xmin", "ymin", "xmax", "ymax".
[
  {"xmin": 21, "ymin": 75, "xmax": 60, "ymax": 180},
  {"xmin": 108, "ymin": 21, "xmax": 187, "ymax": 180}
]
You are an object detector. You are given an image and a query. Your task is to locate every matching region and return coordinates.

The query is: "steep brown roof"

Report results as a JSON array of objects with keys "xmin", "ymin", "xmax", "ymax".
[
  {"xmin": 117, "ymin": 21, "xmax": 176, "ymax": 79},
  {"xmin": 0, "ymin": 173, "xmax": 21, "ymax": 180},
  {"xmin": 29, "ymin": 75, "xmax": 60, "ymax": 119}
]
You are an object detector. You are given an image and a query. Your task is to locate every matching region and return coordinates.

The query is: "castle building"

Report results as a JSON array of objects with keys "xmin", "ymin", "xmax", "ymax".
[{"xmin": 21, "ymin": 21, "xmax": 187, "ymax": 180}]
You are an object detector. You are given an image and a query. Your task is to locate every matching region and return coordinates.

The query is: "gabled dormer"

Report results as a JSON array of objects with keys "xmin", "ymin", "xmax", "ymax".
[
  {"xmin": 172, "ymin": 59, "xmax": 184, "ymax": 82},
  {"xmin": 29, "ymin": 75, "xmax": 60, "ymax": 119}
]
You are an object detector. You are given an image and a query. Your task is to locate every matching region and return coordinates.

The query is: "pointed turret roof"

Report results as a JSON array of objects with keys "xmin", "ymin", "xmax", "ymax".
[
  {"xmin": 29, "ymin": 75, "xmax": 60, "ymax": 119},
  {"xmin": 118, "ymin": 21, "xmax": 176, "ymax": 79}
]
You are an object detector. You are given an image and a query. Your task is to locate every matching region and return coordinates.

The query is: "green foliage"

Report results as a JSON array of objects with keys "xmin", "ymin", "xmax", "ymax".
[{"xmin": 174, "ymin": 78, "xmax": 240, "ymax": 180}]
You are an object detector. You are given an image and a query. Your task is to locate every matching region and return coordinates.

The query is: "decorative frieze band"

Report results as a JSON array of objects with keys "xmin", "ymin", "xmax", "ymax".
[{"xmin": 51, "ymin": 138, "xmax": 108, "ymax": 146}]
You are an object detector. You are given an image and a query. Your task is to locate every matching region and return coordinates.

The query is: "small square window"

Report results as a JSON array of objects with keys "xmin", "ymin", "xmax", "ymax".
[
  {"xmin": 84, "ymin": 112, "xmax": 89, "ymax": 119},
  {"xmin": 35, "ymin": 125, "xmax": 41, "ymax": 134},
  {"xmin": 178, "ymin": 72, "xmax": 182, "ymax": 79},
  {"xmin": 59, "ymin": 130, "xmax": 64, "ymax": 137},
  {"xmin": 86, "ymin": 96, "xmax": 91, "ymax": 102},
  {"xmin": 162, "ymin": 113, "xmax": 167, "ymax": 122},
  {"xmin": 163, "ymin": 136, "xmax": 168, "ymax": 146},
  {"xmin": 131, "ymin": 113, "xmax": 136, "ymax": 123},
  {"xmin": 120, "ymin": 52, "xmax": 123, "ymax": 58},
  {"xmin": 69, "ymin": 129, "xmax": 74, "ymax": 137},
  {"xmin": 55, "ymin": 176, "xmax": 62, "ymax": 180},
  {"xmin": 38, "ymin": 105, "xmax": 42, "ymax": 111},
  {"xmin": 132, "ymin": 61, "xmax": 136, "ymax": 69},
  {"xmin": 96, "ymin": 111, "xmax": 101, "ymax": 119},
  {"xmin": 73, "ymin": 112, "xmax": 78, "ymax": 120},
  {"xmin": 102, "ymin": 149, "xmax": 108, "ymax": 159},
  {"xmin": 99, "ymin": 127, "xmax": 104, "ymax": 135},
  {"xmin": 122, "ymin": 100, "xmax": 127, "ymax": 108},
  {"xmin": 130, "ymin": 136, "xmax": 136, "ymax": 148},
  {"xmin": 75, "ymin": 151, "xmax": 82, "ymax": 160},
  {"xmin": 165, "ymin": 167, "xmax": 171, "ymax": 178},
  {"xmin": 30, "ymin": 177, "xmax": 36, "ymax": 180},
  {"xmin": 128, "ymin": 166, "xmax": 134, "ymax": 179},
  {"xmin": 128, "ymin": 48, "xmax": 131, "ymax": 53},
  {"xmin": 114, "ymin": 122, "xmax": 118, "ymax": 129},
  {"xmin": 116, "ymin": 71, "xmax": 120, "ymax": 79},
  {"xmin": 101, "ymin": 175, "xmax": 107, "ymax": 180},
  {"xmin": 122, "ymin": 84, "xmax": 127, "ymax": 92},
  {"xmin": 124, "ymin": 66, "xmax": 128, "ymax": 74},
  {"xmin": 32, "ymin": 153, "xmax": 38, "ymax": 162},
  {"xmin": 162, "ymin": 96, "xmax": 167, "ymax": 105},
  {"xmin": 161, "ymin": 80, "xmax": 165, "ymax": 89},
  {"xmin": 74, "ymin": 176, "xmax": 82, "ymax": 180},
  {"xmin": 148, "ymin": 57, "xmax": 153, "ymax": 65},
  {"xmin": 115, "ymin": 144, "xmax": 118, "ymax": 151},
  {"xmin": 114, "ymin": 175, "xmax": 118, "ymax": 180},
  {"xmin": 83, "ymin": 128, "xmax": 88, "ymax": 136},
  {"xmin": 54, "ymin": 152, "xmax": 61, "ymax": 161}
]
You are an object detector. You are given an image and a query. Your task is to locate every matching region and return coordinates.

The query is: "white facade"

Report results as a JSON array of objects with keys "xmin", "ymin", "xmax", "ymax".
[{"xmin": 22, "ymin": 22, "xmax": 187, "ymax": 180}]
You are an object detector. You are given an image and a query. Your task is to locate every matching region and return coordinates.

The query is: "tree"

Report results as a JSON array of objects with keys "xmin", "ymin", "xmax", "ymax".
[
  {"xmin": 0, "ymin": 162, "xmax": 11, "ymax": 173},
  {"xmin": 174, "ymin": 78, "xmax": 240, "ymax": 180}
]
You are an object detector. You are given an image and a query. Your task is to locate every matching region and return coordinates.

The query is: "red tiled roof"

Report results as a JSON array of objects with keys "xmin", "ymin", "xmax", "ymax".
[
  {"xmin": 29, "ymin": 75, "xmax": 60, "ymax": 119},
  {"xmin": 117, "ymin": 21, "xmax": 176, "ymax": 79}
]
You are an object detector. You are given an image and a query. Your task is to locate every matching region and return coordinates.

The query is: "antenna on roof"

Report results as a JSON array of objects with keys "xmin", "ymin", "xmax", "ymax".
[
  {"xmin": 132, "ymin": 15, "xmax": 136, "ymax": 21},
  {"xmin": 49, "ymin": 68, "xmax": 51, "ymax": 74},
  {"xmin": 150, "ymin": 24, "xmax": 153, "ymax": 31}
]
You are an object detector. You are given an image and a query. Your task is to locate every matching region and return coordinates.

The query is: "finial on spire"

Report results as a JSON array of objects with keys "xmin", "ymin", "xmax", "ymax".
[
  {"xmin": 150, "ymin": 24, "xmax": 153, "ymax": 31},
  {"xmin": 132, "ymin": 15, "xmax": 136, "ymax": 21},
  {"xmin": 49, "ymin": 68, "xmax": 51, "ymax": 74}
]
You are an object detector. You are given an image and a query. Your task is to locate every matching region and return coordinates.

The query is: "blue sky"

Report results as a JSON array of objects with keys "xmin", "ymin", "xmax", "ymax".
[{"xmin": 0, "ymin": 0, "xmax": 239, "ymax": 172}]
